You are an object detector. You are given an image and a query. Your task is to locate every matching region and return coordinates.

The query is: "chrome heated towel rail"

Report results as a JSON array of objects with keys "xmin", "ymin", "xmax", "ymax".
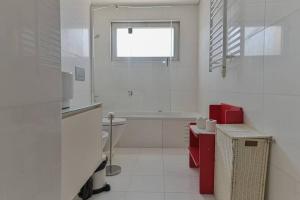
[
  {"xmin": 209, "ymin": 0, "xmax": 227, "ymax": 77},
  {"xmin": 209, "ymin": 0, "xmax": 242, "ymax": 78}
]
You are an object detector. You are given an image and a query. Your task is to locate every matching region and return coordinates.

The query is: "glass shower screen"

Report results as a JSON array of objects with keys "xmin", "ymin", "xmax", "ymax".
[{"xmin": 93, "ymin": 5, "xmax": 177, "ymax": 114}]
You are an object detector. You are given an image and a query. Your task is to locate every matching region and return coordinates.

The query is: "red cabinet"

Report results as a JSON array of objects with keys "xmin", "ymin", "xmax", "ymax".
[{"xmin": 188, "ymin": 103, "xmax": 243, "ymax": 194}]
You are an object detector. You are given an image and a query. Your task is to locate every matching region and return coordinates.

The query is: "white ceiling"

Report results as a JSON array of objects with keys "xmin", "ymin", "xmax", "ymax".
[{"xmin": 92, "ymin": 0, "xmax": 200, "ymax": 6}]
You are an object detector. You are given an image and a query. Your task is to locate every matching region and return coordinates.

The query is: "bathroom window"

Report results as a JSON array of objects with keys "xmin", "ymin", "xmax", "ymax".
[{"xmin": 111, "ymin": 21, "xmax": 180, "ymax": 62}]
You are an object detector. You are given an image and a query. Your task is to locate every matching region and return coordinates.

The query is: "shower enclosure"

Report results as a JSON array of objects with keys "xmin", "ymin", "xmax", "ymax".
[{"xmin": 91, "ymin": 5, "xmax": 178, "ymax": 114}]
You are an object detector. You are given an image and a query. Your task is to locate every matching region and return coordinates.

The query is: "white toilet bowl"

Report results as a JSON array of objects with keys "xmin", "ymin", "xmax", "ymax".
[{"xmin": 102, "ymin": 118, "xmax": 128, "ymax": 153}]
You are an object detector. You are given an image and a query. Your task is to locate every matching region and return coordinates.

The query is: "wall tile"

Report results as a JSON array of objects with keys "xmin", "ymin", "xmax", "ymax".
[
  {"xmin": 61, "ymin": 0, "xmax": 92, "ymax": 107},
  {"xmin": 265, "ymin": 0, "xmax": 300, "ymax": 26},
  {"xmin": 267, "ymin": 165, "xmax": 298, "ymax": 200},
  {"xmin": 263, "ymin": 94, "xmax": 300, "ymax": 178},
  {"xmin": 171, "ymin": 91, "xmax": 197, "ymax": 112},
  {"xmin": 264, "ymin": 10, "xmax": 300, "ymax": 95}
]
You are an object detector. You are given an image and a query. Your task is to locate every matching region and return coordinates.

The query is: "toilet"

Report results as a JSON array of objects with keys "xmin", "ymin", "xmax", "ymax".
[{"xmin": 102, "ymin": 118, "xmax": 128, "ymax": 153}]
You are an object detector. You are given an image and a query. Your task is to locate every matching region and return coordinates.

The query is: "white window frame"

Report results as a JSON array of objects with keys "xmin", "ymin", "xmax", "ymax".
[{"xmin": 111, "ymin": 21, "xmax": 180, "ymax": 62}]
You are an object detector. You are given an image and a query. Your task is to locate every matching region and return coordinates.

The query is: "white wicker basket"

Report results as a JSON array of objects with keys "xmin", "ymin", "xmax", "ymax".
[{"xmin": 215, "ymin": 124, "xmax": 272, "ymax": 200}]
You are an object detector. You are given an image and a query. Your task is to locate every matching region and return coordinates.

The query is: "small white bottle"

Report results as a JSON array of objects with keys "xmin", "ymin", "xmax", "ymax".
[
  {"xmin": 197, "ymin": 116, "xmax": 207, "ymax": 130},
  {"xmin": 206, "ymin": 119, "xmax": 217, "ymax": 132}
]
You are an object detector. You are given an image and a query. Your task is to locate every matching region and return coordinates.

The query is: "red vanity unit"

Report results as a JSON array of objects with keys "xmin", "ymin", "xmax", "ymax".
[{"xmin": 188, "ymin": 103, "xmax": 244, "ymax": 194}]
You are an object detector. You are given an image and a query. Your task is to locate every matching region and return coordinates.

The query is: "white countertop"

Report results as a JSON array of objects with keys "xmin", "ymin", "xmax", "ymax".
[
  {"xmin": 62, "ymin": 103, "xmax": 102, "ymax": 119},
  {"xmin": 190, "ymin": 125, "xmax": 215, "ymax": 135},
  {"xmin": 216, "ymin": 124, "xmax": 272, "ymax": 139}
]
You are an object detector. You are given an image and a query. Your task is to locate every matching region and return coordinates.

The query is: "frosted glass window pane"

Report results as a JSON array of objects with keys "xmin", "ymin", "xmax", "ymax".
[{"xmin": 116, "ymin": 28, "xmax": 174, "ymax": 57}]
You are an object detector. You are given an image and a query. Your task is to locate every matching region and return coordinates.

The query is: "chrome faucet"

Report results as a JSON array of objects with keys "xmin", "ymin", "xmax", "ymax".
[{"xmin": 128, "ymin": 90, "xmax": 133, "ymax": 96}]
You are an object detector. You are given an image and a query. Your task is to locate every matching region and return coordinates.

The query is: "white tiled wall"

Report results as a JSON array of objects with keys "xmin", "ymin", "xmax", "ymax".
[
  {"xmin": 0, "ymin": 0, "xmax": 61, "ymax": 199},
  {"xmin": 93, "ymin": 5, "xmax": 199, "ymax": 114},
  {"xmin": 198, "ymin": 0, "xmax": 300, "ymax": 199},
  {"xmin": 61, "ymin": 0, "xmax": 92, "ymax": 107}
]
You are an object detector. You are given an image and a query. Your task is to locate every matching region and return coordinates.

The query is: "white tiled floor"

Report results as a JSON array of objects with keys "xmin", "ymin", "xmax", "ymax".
[{"xmin": 90, "ymin": 148, "xmax": 215, "ymax": 200}]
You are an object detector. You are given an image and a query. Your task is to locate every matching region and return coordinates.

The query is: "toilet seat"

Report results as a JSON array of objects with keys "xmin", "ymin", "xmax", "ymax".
[{"xmin": 102, "ymin": 118, "xmax": 128, "ymax": 126}]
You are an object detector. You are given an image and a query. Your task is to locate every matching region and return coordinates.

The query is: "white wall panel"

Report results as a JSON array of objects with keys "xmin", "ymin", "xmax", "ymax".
[
  {"xmin": 0, "ymin": 0, "xmax": 61, "ymax": 199},
  {"xmin": 61, "ymin": 0, "xmax": 92, "ymax": 107},
  {"xmin": 198, "ymin": 0, "xmax": 300, "ymax": 199}
]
